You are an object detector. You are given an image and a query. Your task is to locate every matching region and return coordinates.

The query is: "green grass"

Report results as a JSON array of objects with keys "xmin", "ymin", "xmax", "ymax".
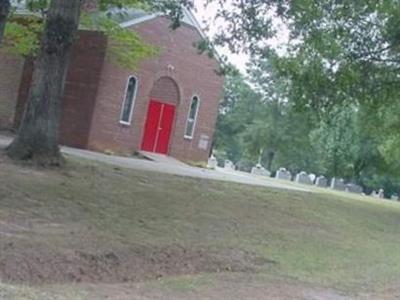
[{"xmin": 1, "ymin": 155, "xmax": 400, "ymax": 298}]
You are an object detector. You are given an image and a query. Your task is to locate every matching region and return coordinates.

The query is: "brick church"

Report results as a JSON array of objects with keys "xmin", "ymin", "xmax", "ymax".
[{"xmin": 0, "ymin": 5, "xmax": 223, "ymax": 163}]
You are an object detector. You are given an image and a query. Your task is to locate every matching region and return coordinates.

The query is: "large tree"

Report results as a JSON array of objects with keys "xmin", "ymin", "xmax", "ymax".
[
  {"xmin": 211, "ymin": 0, "xmax": 400, "ymax": 164},
  {"xmin": 0, "ymin": 0, "xmax": 10, "ymax": 45},
  {"xmin": 7, "ymin": 0, "xmax": 83, "ymax": 165},
  {"xmin": 215, "ymin": 60, "xmax": 317, "ymax": 173},
  {"xmin": 310, "ymin": 106, "xmax": 361, "ymax": 178}
]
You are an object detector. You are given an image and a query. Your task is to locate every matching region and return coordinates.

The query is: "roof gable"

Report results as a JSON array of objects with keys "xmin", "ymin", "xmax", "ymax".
[
  {"xmin": 118, "ymin": 7, "xmax": 206, "ymax": 39},
  {"xmin": 118, "ymin": 8, "xmax": 223, "ymax": 65},
  {"xmin": 11, "ymin": 1, "xmax": 205, "ymax": 38},
  {"xmin": 10, "ymin": 2, "xmax": 221, "ymax": 65}
]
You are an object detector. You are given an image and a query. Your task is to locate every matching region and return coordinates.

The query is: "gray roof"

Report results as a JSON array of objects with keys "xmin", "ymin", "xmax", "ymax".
[
  {"xmin": 112, "ymin": 7, "xmax": 204, "ymax": 37},
  {"xmin": 11, "ymin": 1, "xmax": 202, "ymax": 33},
  {"xmin": 106, "ymin": 8, "xmax": 149, "ymax": 24}
]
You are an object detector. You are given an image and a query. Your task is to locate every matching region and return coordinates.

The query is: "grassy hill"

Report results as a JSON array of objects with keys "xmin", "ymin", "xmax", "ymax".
[{"xmin": 1, "ymin": 154, "xmax": 400, "ymax": 299}]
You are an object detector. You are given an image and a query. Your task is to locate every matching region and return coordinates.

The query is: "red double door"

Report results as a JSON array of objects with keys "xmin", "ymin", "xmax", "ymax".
[{"xmin": 141, "ymin": 100, "xmax": 176, "ymax": 154}]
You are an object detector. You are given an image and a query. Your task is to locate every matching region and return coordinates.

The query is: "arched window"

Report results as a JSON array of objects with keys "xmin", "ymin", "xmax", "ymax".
[
  {"xmin": 184, "ymin": 96, "xmax": 200, "ymax": 138},
  {"xmin": 120, "ymin": 76, "xmax": 138, "ymax": 124}
]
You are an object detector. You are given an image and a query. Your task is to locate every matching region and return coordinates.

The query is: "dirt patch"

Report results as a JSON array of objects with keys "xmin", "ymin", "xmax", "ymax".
[
  {"xmin": 0, "ymin": 242, "xmax": 271, "ymax": 285},
  {"xmin": 25, "ymin": 275, "xmax": 355, "ymax": 300}
]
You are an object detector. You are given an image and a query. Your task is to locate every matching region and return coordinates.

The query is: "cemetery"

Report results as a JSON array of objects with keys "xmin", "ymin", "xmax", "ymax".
[
  {"xmin": 216, "ymin": 161, "xmax": 399, "ymax": 201},
  {"xmin": 275, "ymin": 167, "xmax": 292, "ymax": 181},
  {"xmin": 251, "ymin": 163, "xmax": 271, "ymax": 177},
  {"xmin": 213, "ymin": 160, "xmax": 400, "ymax": 201},
  {"xmin": 315, "ymin": 176, "xmax": 328, "ymax": 188},
  {"xmin": 295, "ymin": 171, "xmax": 313, "ymax": 185}
]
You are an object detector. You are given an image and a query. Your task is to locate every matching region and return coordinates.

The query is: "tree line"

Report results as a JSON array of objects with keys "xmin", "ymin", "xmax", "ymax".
[
  {"xmin": 212, "ymin": 0, "xmax": 400, "ymax": 196},
  {"xmin": 215, "ymin": 60, "xmax": 400, "ymax": 196}
]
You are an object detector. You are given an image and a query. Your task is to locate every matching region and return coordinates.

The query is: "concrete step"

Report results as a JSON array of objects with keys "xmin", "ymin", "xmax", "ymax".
[{"xmin": 137, "ymin": 151, "xmax": 188, "ymax": 166}]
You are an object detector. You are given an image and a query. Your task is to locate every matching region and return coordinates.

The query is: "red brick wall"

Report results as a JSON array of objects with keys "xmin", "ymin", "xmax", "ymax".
[
  {"xmin": 88, "ymin": 17, "xmax": 224, "ymax": 162},
  {"xmin": 149, "ymin": 77, "xmax": 179, "ymax": 104},
  {"xmin": 59, "ymin": 30, "xmax": 107, "ymax": 148},
  {"xmin": 14, "ymin": 31, "xmax": 107, "ymax": 148},
  {"xmin": 0, "ymin": 50, "xmax": 24, "ymax": 129}
]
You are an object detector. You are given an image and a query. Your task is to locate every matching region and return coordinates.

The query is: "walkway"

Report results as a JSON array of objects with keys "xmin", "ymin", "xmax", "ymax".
[{"xmin": 0, "ymin": 135, "xmax": 309, "ymax": 192}]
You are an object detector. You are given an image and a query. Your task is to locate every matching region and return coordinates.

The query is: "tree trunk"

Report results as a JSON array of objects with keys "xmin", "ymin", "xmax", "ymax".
[
  {"xmin": 0, "ymin": 0, "xmax": 10, "ymax": 46},
  {"xmin": 266, "ymin": 150, "xmax": 275, "ymax": 171},
  {"xmin": 353, "ymin": 159, "xmax": 365, "ymax": 183},
  {"xmin": 7, "ymin": 0, "xmax": 82, "ymax": 166}
]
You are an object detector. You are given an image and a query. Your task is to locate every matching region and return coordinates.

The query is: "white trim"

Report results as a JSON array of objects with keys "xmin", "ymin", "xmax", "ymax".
[
  {"xmin": 119, "ymin": 9, "xmax": 203, "ymax": 35},
  {"xmin": 120, "ymin": 14, "xmax": 160, "ymax": 28},
  {"xmin": 119, "ymin": 75, "xmax": 139, "ymax": 125},
  {"xmin": 184, "ymin": 95, "xmax": 200, "ymax": 139}
]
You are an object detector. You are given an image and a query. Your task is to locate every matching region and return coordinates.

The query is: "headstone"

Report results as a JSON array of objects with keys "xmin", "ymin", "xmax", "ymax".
[
  {"xmin": 224, "ymin": 160, "xmax": 235, "ymax": 171},
  {"xmin": 251, "ymin": 164, "xmax": 271, "ymax": 177},
  {"xmin": 391, "ymin": 194, "xmax": 399, "ymax": 201},
  {"xmin": 275, "ymin": 167, "xmax": 292, "ymax": 181},
  {"xmin": 371, "ymin": 190, "xmax": 378, "ymax": 198},
  {"xmin": 378, "ymin": 188, "xmax": 385, "ymax": 199},
  {"xmin": 309, "ymin": 173, "xmax": 316, "ymax": 183},
  {"xmin": 330, "ymin": 177, "xmax": 346, "ymax": 191},
  {"xmin": 345, "ymin": 183, "xmax": 363, "ymax": 194},
  {"xmin": 295, "ymin": 171, "xmax": 313, "ymax": 185},
  {"xmin": 207, "ymin": 155, "xmax": 217, "ymax": 169},
  {"xmin": 315, "ymin": 176, "xmax": 328, "ymax": 188}
]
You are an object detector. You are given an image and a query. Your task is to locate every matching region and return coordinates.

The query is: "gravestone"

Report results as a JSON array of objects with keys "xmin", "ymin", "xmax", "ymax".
[
  {"xmin": 378, "ymin": 188, "xmax": 385, "ymax": 199},
  {"xmin": 207, "ymin": 155, "xmax": 217, "ymax": 169},
  {"xmin": 330, "ymin": 178, "xmax": 346, "ymax": 191},
  {"xmin": 391, "ymin": 194, "xmax": 399, "ymax": 201},
  {"xmin": 251, "ymin": 164, "xmax": 271, "ymax": 177},
  {"xmin": 371, "ymin": 190, "xmax": 378, "ymax": 198},
  {"xmin": 224, "ymin": 160, "xmax": 235, "ymax": 171},
  {"xmin": 345, "ymin": 183, "xmax": 363, "ymax": 194},
  {"xmin": 315, "ymin": 176, "xmax": 328, "ymax": 188},
  {"xmin": 295, "ymin": 171, "xmax": 313, "ymax": 185},
  {"xmin": 275, "ymin": 168, "xmax": 292, "ymax": 181},
  {"xmin": 309, "ymin": 173, "xmax": 316, "ymax": 183}
]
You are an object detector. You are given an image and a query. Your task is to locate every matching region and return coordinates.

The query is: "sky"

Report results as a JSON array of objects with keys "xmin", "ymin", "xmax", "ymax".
[
  {"xmin": 192, "ymin": 0, "xmax": 290, "ymax": 74},
  {"xmin": 193, "ymin": 0, "xmax": 249, "ymax": 72}
]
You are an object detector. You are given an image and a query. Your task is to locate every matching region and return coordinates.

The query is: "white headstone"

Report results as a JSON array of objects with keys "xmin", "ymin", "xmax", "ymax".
[
  {"xmin": 309, "ymin": 173, "xmax": 316, "ymax": 183},
  {"xmin": 345, "ymin": 183, "xmax": 363, "ymax": 194},
  {"xmin": 330, "ymin": 178, "xmax": 346, "ymax": 191},
  {"xmin": 295, "ymin": 171, "xmax": 313, "ymax": 185},
  {"xmin": 378, "ymin": 188, "xmax": 385, "ymax": 199},
  {"xmin": 315, "ymin": 176, "xmax": 328, "ymax": 188},
  {"xmin": 207, "ymin": 155, "xmax": 217, "ymax": 169},
  {"xmin": 275, "ymin": 168, "xmax": 292, "ymax": 181},
  {"xmin": 224, "ymin": 160, "xmax": 235, "ymax": 171},
  {"xmin": 251, "ymin": 164, "xmax": 271, "ymax": 177}
]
